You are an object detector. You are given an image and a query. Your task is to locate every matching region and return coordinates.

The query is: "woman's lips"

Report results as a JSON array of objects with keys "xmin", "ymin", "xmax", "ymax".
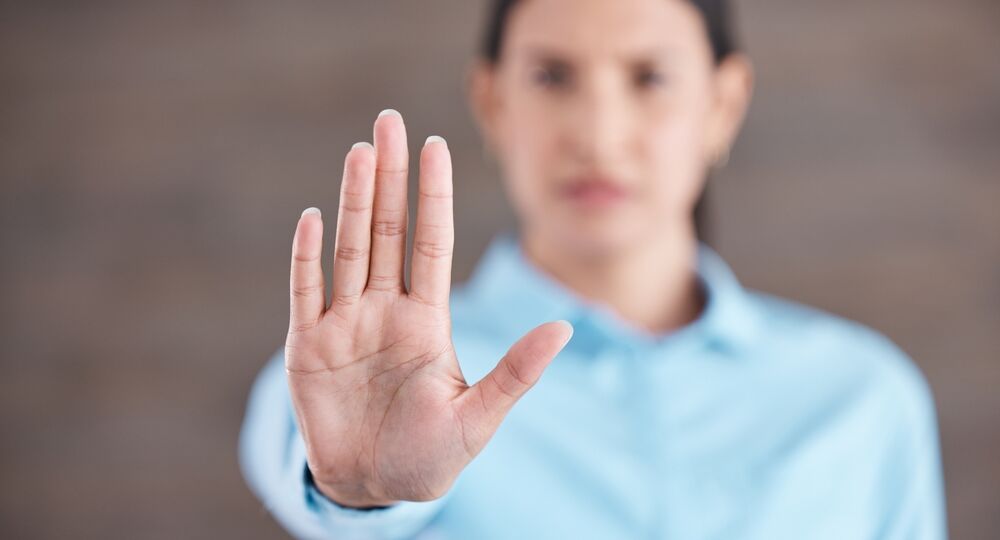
[{"xmin": 561, "ymin": 178, "xmax": 631, "ymax": 209}]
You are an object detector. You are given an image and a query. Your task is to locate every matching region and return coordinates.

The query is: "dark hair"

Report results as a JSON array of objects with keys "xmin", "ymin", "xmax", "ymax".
[
  {"xmin": 479, "ymin": 0, "xmax": 741, "ymax": 243},
  {"xmin": 482, "ymin": 0, "xmax": 738, "ymax": 66}
]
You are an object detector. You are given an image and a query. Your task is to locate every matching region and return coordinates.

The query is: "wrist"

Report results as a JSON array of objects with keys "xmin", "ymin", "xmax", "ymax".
[{"xmin": 307, "ymin": 468, "xmax": 397, "ymax": 509}]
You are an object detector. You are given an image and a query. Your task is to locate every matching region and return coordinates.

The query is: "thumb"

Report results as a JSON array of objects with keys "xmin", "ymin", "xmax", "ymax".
[{"xmin": 456, "ymin": 320, "xmax": 573, "ymax": 449}]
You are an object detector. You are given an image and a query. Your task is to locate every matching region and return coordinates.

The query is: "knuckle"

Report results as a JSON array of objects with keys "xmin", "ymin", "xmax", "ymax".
[
  {"xmin": 502, "ymin": 357, "xmax": 530, "ymax": 388},
  {"xmin": 372, "ymin": 218, "xmax": 406, "ymax": 237},
  {"xmin": 489, "ymin": 366, "xmax": 519, "ymax": 400},
  {"xmin": 341, "ymin": 187, "xmax": 370, "ymax": 200},
  {"xmin": 413, "ymin": 239, "xmax": 452, "ymax": 260},
  {"xmin": 340, "ymin": 203, "xmax": 372, "ymax": 214},
  {"xmin": 332, "ymin": 291, "xmax": 362, "ymax": 306},
  {"xmin": 365, "ymin": 273, "xmax": 402, "ymax": 292},
  {"xmin": 335, "ymin": 245, "xmax": 370, "ymax": 262},
  {"xmin": 418, "ymin": 189, "xmax": 452, "ymax": 200},
  {"xmin": 407, "ymin": 290, "xmax": 447, "ymax": 309},
  {"xmin": 292, "ymin": 252, "xmax": 320, "ymax": 264},
  {"xmin": 291, "ymin": 282, "xmax": 323, "ymax": 299}
]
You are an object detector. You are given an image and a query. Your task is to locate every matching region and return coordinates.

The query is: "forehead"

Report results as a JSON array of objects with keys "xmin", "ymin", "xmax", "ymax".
[{"xmin": 502, "ymin": 0, "xmax": 709, "ymax": 60}]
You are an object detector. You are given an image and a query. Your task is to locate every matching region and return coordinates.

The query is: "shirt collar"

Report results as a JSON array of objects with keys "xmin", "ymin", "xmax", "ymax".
[{"xmin": 461, "ymin": 232, "xmax": 760, "ymax": 354}]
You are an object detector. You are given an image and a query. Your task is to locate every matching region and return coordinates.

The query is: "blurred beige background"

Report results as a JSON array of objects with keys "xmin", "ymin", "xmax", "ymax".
[{"xmin": 1, "ymin": 1, "xmax": 997, "ymax": 538}]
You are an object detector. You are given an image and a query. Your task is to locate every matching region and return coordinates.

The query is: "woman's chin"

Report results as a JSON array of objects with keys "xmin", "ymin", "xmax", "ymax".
[{"xmin": 546, "ymin": 218, "xmax": 648, "ymax": 259}]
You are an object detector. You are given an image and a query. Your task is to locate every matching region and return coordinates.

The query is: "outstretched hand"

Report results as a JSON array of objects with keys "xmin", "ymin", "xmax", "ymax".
[{"xmin": 284, "ymin": 109, "xmax": 573, "ymax": 508}]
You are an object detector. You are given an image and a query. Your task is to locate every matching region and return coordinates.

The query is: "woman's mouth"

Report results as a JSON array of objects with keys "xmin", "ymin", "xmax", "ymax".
[{"xmin": 561, "ymin": 178, "xmax": 631, "ymax": 209}]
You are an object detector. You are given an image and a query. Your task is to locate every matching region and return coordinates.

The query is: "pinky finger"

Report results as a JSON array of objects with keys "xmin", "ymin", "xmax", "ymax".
[{"xmin": 289, "ymin": 207, "xmax": 327, "ymax": 333}]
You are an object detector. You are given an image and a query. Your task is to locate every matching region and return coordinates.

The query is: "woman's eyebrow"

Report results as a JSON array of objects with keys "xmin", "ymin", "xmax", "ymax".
[
  {"xmin": 515, "ymin": 44, "xmax": 579, "ymax": 62},
  {"xmin": 618, "ymin": 47, "xmax": 679, "ymax": 64},
  {"xmin": 516, "ymin": 44, "xmax": 676, "ymax": 66}
]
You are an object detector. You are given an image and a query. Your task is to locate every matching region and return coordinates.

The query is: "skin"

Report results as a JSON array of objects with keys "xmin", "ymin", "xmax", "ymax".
[{"xmin": 286, "ymin": 0, "xmax": 753, "ymax": 508}]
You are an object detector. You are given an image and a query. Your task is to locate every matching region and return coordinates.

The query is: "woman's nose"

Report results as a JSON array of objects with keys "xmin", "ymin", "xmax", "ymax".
[{"xmin": 565, "ymin": 80, "xmax": 631, "ymax": 166}]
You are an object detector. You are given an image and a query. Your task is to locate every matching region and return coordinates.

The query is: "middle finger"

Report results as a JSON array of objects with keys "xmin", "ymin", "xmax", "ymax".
[{"xmin": 368, "ymin": 109, "xmax": 409, "ymax": 293}]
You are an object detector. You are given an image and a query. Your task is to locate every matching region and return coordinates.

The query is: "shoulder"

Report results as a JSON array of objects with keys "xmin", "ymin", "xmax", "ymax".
[
  {"xmin": 744, "ymin": 289, "xmax": 937, "ymax": 424},
  {"xmin": 743, "ymin": 292, "xmax": 946, "ymax": 528}
]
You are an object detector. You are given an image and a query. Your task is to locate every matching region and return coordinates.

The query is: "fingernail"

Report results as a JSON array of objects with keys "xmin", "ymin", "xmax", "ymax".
[
  {"xmin": 352, "ymin": 141, "xmax": 373, "ymax": 150},
  {"xmin": 378, "ymin": 108, "xmax": 401, "ymax": 118},
  {"xmin": 301, "ymin": 207, "xmax": 321, "ymax": 218},
  {"xmin": 425, "ymin": 135, "xmax": 447, "ymax": 147},
  {"xmin": 555, "ymin": 320, "xmax": 574, "ymax": 345}
]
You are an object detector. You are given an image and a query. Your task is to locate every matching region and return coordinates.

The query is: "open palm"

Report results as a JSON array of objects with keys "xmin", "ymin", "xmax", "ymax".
[{"xmin": 284, "ymin": 110, "xmax": 573, "ymax": 508}]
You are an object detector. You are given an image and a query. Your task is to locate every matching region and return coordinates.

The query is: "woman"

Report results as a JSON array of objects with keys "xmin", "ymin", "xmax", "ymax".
[{"xmin": 240, "ymin": 0, "xmax": 946, "ymax": 538}]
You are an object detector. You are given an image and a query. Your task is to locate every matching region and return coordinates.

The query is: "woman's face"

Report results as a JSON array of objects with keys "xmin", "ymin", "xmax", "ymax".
[{"xmin": 470, "ymin": 0, "xmax": 751, "ymax": 257}]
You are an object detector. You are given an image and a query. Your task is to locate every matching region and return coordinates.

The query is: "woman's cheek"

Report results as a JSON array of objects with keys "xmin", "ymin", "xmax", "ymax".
[
  {"xmin": 507, "ymin": 154, "xmax": 551, "ymax": 225},
  {"xmin": 655, "ymin": 125, "xmax": 705, "ymax": 200}
]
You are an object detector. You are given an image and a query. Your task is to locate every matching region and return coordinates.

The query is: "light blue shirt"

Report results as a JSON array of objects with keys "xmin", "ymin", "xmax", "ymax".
[{"xmin": 239, "ymin": 234, "xmax": 946, "ymax": 539}]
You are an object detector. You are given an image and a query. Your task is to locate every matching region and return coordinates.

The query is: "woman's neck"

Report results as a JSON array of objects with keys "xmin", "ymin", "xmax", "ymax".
[{"xmin": 521, "ymin": 224, "xmax": 705, "ymax": 336}]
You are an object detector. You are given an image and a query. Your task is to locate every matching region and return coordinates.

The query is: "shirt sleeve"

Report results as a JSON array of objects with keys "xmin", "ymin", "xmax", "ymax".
[
  {"xmin": 238, "ymin": 348, "xmax": 449, "ymax": 540},
  {"xmin": 873, "ymin": 340, "xmax": 948, "ymax": 540}
]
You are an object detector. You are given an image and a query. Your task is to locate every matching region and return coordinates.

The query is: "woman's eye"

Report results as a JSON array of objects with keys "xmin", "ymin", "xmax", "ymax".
[
  {"xmin": 635, "ymin": 69, "xmax": 666, "ymax": 88},
  {"xmin": 533, "ymin": 66, "xmax": 570, "ymax": 88}
]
